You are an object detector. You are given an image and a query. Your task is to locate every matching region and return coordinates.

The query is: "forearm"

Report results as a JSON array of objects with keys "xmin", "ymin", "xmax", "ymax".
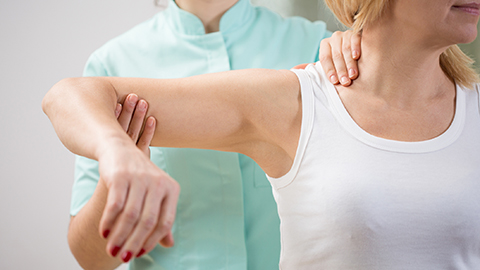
[{"xmin": 68, "ymin": 179, "xmax": 121, "ymax": 270}]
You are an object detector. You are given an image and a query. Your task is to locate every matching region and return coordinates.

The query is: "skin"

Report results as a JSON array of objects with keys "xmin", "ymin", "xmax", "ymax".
[
  {"xmin": 63, "ymin": 1, "xmax": 363, "ymax": 268},
  {"xmin": 45, "ymin": 0, "xmax": 479, "ymax": 260},
  {"xmin": 67, "ymin": 97, "xmax": 165, "ymax": 269},
  {"xmin": 46, "ymin": 1, "xmax": 479, "ymax": 268}
]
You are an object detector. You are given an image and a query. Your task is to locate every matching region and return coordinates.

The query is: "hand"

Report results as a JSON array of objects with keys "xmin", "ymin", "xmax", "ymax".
[
  {"xmin": 294, "ymin": 31, "xmax": 362, "ymax": 85},
  {"xmin": 115, "ymin": 94, "xmax": 153, "ymax": 157},
  {"xmin": 99, "ymin": 94, "xmax": 180, "ymax": 263},
  {"xmin": 319, "ymin": 30, "xmax": 361, "ymax": 86}
]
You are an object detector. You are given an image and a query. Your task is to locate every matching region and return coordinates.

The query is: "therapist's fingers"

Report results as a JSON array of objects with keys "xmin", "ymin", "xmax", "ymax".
[
  {"xmin": 126, "ymin": 99, "xmax": 148, "ymax": 143},
  {"xmin": 117, "ymin": 185, "xmax": 163, "ymax": 262},
  {"xmin": 115, "ymin": 104, "xmax": 122, "ymax": 119},
  {"xmin": 330, "ymin": 31, "xmax": 351, "ymax": 86},
  {"xmin": 115, "ymin": 171, "xmax": 180, "ymax": 262},
  {"xmin": 319, "ymin": 38, "xmax": 339, "ymax": 84},
  {"xmin": 139, "ymin": 183, "xmax": 180, "ymax": 255},
  {"xmin": 351, "ymin": 31, "xmax": 362, "ymax": 61},
  {"xmin": 342, "ymin": 30, "xmax": 362, "ymax": 81},
  {"xmin": 136, "ymin": 117, "xmax": 155, "ymax": 156},
  {"xmin": 98, "ymin": 177, "xmax": 129, "ymax": 251},
  {"xmin": 117, "ymin": 94, "xmax": 139, "ymax": 133},
  {"xmin": 105, "ymin": 182, "xmax": 146, "ymax": 260}
]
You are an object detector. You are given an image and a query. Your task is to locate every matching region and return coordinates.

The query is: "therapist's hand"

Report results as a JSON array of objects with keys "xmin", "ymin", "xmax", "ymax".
[
  {"xmin": 100, "ymin": 94, "xmax": 179, "ymax": 263},
  {"xmin": 320, "ymin": 30, "xmax": 361, "ymax": 86},
  {"xmin": 295, "ymin": 30, "xmax": 361, "ymax": 86}
]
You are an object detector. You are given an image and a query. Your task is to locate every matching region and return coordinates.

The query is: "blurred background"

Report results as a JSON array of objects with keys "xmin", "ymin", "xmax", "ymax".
[{"xmin": 0, "ymin": 0, "xmax": 478, "ymax": 269}]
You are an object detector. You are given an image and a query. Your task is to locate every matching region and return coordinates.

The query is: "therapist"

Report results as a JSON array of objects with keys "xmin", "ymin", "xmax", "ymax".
[{"xmin": 68, "ymin": 0, "xmax": 360, "ymax": 269}]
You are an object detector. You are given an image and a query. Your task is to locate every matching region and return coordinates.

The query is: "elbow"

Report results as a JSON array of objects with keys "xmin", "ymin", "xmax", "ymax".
[{"xmin": 42, "ymin": 78, "xmax": 80, "ymax": 117}]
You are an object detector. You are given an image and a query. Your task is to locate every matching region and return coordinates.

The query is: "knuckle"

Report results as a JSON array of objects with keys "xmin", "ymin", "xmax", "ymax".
[
  {"xmin": 161, "ymin": 218, "xmax": 174, "ymax": 231},
  {"xmin": 332, "ymin": 31, "xmax": 342, "ymax": 38},
  {"xmin": 141, "ymin": 216, "xmax": 157, "ymax": 231},
  {"xmin": 332, "ymin": 52, "xmax": 344, "ymax": 61},
  {"xmin": 107, "ymin": 200, "xmax": 123, "ymax": 213},
  {"xmin": 318, "ymin": 53, "xmax": 331, "ymax": 64},
  {"xmin": 124, "ymin": 209, "xmax": 140, "ymax": 222},
  {"xmin": 127, "ymin": 130, "xmax": 136, "ymax": 139},
  {"xmin": 342, "ymin": 43, "xmax": 351, "ymax": 52},
  {"xmin": 345, "ymin": 59, "xmax": 356, "ymax": 67}
]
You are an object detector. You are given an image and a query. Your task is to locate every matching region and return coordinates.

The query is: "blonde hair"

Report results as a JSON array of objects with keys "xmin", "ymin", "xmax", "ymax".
[{"xmin": 324, "ymin": 0, "xmax": 480, "ymax": 89}]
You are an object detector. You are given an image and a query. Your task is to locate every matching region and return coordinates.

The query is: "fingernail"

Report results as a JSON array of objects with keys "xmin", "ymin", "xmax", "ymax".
[
  {"xmin": 340, "ymin": 76, "xmax": 349, "ymax": 85},
  {"xmin": 136, "ymin": 249, "xmax": 146, "ymax": 258},
  {"xmin": 138, "ymin": 100, "xmax": 147, "ymax": 111},
  {"xmin": 352, "ymin": 50, "xmax": 358, "ymax": 59},
  {"xmin": 348, "ymin": 68, "xmax": 356, "ymax": 78},
  {"xmin": 330, "ymin": 75, "xmax": 338, "ymax": 84},
  {"xmin": 128, "ymin": 94, "xmax": 138, "ymax": 106},
  {"xmin": 121, "ymin": 251, "xmax": 133, "ymax": 262},
  {"xmin": 147, "ymin": 117, "xmax": 155, "ymax": 127},
  {"xmin": 102, "ymin": 230, "xmax": 110, "ymax": 239},
  {"xmin": 111, "ymin": 246, "xmax": 121, "ymax": 257}
]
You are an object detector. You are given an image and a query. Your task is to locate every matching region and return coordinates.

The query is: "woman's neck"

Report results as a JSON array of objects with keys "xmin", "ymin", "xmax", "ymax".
[
  {"xmin": 175, "ymin": 0, "xmax": 239, "ymax": 33},
  {"xmin": 354, "ymin": 23, "xmax": 455, "ymax": 108}
]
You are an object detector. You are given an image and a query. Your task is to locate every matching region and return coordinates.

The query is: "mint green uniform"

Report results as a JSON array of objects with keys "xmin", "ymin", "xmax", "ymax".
[{"xmin": 72, "ymin": 0, "xmax": 331, "ymax": 269}]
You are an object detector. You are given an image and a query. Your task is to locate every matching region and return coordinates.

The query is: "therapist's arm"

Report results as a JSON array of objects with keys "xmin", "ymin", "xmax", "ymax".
[{"xmin": 42, "ymin": 69, "xmax": 300, "ymax": 263}]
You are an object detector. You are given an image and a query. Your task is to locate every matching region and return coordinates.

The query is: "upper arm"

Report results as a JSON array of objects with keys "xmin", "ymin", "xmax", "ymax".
[{"xmin": 106, "ymin": 69, "xmax": 302, "ymax": 176}]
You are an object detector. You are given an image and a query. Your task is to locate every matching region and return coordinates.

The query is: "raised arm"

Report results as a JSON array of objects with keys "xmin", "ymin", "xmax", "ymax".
[
  {"xmin": 42, "ymin": 68, "xmax": 301, "ymax": 261},
  {"xmin": 43, "ymin": 69, "xmax": 301, "ymax": 174}
]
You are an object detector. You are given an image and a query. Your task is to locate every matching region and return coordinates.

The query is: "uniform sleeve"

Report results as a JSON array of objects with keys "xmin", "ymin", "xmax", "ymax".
[
  {"xmin": 70, "ymin": 53, "xmax": 108, "ymax": 216},
  {"xmin": 83, "ymin": 52, "xmax": 109, "ymax": 77}
]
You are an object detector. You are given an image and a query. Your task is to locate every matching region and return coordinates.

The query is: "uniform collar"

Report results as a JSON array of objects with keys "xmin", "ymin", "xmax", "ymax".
[{"xmin": 164, "ymin": 0, "xmax": 254, "ymax": 35}]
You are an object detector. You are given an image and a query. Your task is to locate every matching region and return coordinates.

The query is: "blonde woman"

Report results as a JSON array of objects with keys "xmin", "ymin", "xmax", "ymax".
[{"xmin": 43, "ymin": 0, "xmax": 480, "ymax": 268}]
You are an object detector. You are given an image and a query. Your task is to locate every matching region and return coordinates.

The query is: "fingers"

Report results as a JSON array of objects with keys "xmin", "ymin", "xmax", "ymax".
[
  {"xmin": 118, "ymin": 94, "xmax": 150, "ymax": 146},
  {"xmin": 152, "ymin": 183, "xmax": 179, "ymax": 248},
  {"xmin": 319, "ymin": 30, "xmax": 362, "ymax": 86},
  {"xmin": 331, "ymin": 31, "xmax": 351, "ymax": 86},
  {"xmin": 319, "ymin": 38, "xmax": 339, "ymax": 84},
  {"xmin": 115, "ymin": 184, "xmax": 162, "ymax": 262},
  {"xmin": 105, "ymin": 182, "xmax": 146, "ymax": 262},
  {"xmin": 117, "ymin": 94, "xmax": 138, "ymax": 132},
  {"xmin": 351, "ymin": 31, "xmax": 362, "ymax": 61},
  {"xmin": 137, "ymin": 117, "xmax": 156, "ymax": 156},
  {"xmin": 101, "ymin": 172, "xmax": 180, "ymax": 263},
  {"xmin": 128, "ymin": 179, "xmax": 180, "ymax": 260},
  {"xmin": 98, "ymin": 179, "xmax": 129, "ymax": 249},
  {"xmin": 115, "ymin": 103, "xmax": 122, "ymax": 119},
  {"xmin": 342, "ymin": 30, "xmax": 361, "ymax": 82}
]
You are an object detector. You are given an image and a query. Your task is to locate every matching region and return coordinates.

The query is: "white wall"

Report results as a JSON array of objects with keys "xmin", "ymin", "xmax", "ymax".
[
  {"xmin": 0, "ymin": 1, "xmax": 159, "ymax": 269},
  {"xmin": 0, "ymin": 0, "xmax": 478, "ymax": 269}
]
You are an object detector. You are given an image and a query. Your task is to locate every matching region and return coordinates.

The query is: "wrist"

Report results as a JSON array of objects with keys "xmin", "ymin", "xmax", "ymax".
[{"xmin": 95, "ymin": 130, "xmax": 136, "ymax": 163}]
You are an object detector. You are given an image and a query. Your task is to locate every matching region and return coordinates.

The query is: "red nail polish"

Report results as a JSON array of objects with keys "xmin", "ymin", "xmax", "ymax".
[
  {"xmin": 121, "ymin": 251, "xmax": 133, "ymax": 262},
  {"xmin": 111, "ymin": 246, "xmax": 121, "ymax": 257},
  {"xmin": 102, "ymin": 230, "xmax": 110, "ymax": 238},
  {"xmin": 136, "ymin": 249, "xmax": 146, "ymax": 258}
]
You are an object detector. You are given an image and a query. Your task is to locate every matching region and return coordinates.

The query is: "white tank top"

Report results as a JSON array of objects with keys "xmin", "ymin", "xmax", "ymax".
[{"xmin": 267, "ymin": 63, "xmax": 480, "ymax": 269}]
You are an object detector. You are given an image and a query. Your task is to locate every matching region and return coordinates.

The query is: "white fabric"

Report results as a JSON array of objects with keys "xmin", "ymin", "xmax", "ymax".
[{"xmin": 267, "ymin": 63, "xmax": 480, "ymax": 270}]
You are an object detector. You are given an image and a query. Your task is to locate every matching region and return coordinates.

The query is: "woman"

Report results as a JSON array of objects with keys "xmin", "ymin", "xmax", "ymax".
[{"xmin": 43, "ymin": 0, "xmax": 480, "ymax": 268}]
